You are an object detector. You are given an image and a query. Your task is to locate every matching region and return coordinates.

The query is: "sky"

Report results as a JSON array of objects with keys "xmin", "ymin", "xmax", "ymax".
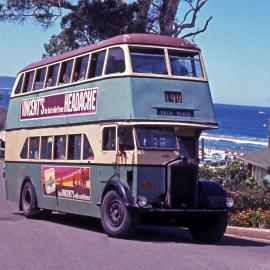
[{"xmin": 0, "ymin": 0, "xmax": 269, "ymax": 107}]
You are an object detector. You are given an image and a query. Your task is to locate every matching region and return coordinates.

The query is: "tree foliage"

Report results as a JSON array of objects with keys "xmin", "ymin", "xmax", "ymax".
[{"xmin": 0, "ymin": 0, "xmax": 212, "ymax": 57}]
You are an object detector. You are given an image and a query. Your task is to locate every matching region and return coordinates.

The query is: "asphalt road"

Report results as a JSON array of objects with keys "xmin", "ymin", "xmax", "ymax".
[{"xmin": 0, "ymin": 160, "xmax": 270, "ymax": 270}]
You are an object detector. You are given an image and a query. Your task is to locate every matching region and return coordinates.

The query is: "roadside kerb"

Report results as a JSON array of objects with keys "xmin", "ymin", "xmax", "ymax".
[{"xmin": 226, "ymin": 226, "xmax": 270, "ymax": 241}]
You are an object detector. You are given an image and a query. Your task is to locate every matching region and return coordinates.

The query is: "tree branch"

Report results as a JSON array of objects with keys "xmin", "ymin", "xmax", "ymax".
[
  {"xmin": 180, "ymin": 15, "xmax": 212, "ymax": 39},
  {"xmin": 173, "ymin": 0, "xmax": 209, "ymax": 36}
]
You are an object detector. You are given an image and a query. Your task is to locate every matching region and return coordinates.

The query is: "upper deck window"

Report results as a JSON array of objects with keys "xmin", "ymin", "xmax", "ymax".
[
  {"xmin": 22, "ymin": 71, "xmax": 35, "ymax": 93},
  {"xmin": 168, "ymin": 50, "xmax": 203, "ymax": 78},
  {"xmin": 105, "ymin": 47, "xmax": 125, "ymax": 74},
  {"xmin": 14, "ymin": 74, "xmax": 24, "ymax": 95},
  {"xmin": 34, "ymin": 67, "xmax": 46, "ymax": 91},
  {"xmin": 130, "ymin": 47, "xmax": 167, "ymax": 75},
  {"xmin": 46, "ymin": 63, "xmax": 60, "ymax": 88},
  {"xmin": 73, "ymin": 55, "xmax": 89, "ymax": 82},
  {"xmin": 59, "ymin": 59, "xmax": 73, "ymax": 85},
  {"xmin": 88, "ymin": 50, "xmax": 106, "ymax": 78}
]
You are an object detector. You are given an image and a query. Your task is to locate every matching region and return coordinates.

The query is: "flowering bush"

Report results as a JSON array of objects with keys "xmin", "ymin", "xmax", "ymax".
[
  {"xmin": 199, "ymin": 160, "xmax": 270, "ymax": 228},
  {"xmin": 229, "ymin": 209, "xmax": 270, "ymax": 229},
  {"xmin": 230, "ymin": 208, "xmax": 263, "ymax": 227}
]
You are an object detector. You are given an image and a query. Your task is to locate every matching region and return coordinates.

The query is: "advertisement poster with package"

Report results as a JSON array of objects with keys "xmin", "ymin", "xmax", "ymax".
[{"xmin": 42, "ymin": 166, "xmax": 91, "ymax": 201}]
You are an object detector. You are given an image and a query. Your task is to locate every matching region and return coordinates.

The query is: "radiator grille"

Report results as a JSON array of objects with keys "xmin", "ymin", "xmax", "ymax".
[{"xmin": 169, "ymin": 163, "xmax": 198, "ymax": 209}]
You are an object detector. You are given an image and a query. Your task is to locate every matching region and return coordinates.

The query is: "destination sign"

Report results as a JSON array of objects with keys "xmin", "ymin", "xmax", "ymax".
[
  {"xmin": 20, "ymin": 88, "xmax": 97, "ymax": 120},
  {"xmin": 157, "ymin": 108, "xmax": 194, "ymax": 117}
]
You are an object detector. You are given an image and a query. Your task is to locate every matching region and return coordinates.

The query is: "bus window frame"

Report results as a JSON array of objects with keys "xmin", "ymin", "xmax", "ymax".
[
  {"xmin": 134, "ymin": 125, "xmax": 179, "ymax": 151},
  {"xmin": 129, "ymin": 46, "xmax": 168, "ymax": 75},
  {"xmin": 14, "ymin": 73, "xmax": 25, "ymax": 95},
  {"xmin": 127, "ymin": 44, "xmax": 207, "ymax": 81},
  {"xmin": 58, "ymin": 59, "xmax": 74, "ymax": 86},
  {"xmin": 11, "ymin": 44, "xmax": 206, "ymax": 98},
  {"xmin": 11, "ymin": 45, "xmax": 128, "ymax": 97},
  {"xmin": 22, "ymin": 70, "xmax": 36, "ymax": 93},
  {"xmin": 87, "ymin": 48, "xmax": 108, "ymax": 79},
  {"xmin": 41, "ymin": 135, "xmax": 53, "ymax": 160},
  {"xmin": 33, "ymin": 66, "xmax": 47, "ymax": 91},
  {"xmin": 102, "ymin": 125, "xmax": 117, "ymax": 152},
  {"xmin": 105, "ymin": 47, "xmax": 126, "ymax": 75},
  {"xmin": 167, "ymin": 49, "xmax": 204, "ymax": 79},
  {"xmin": 67, "ymin": 133, "xmax": 82, "ymax": 160},
  {"xmin": 72, "ymin": 54, "xmax": 90, "ymax": 83}
]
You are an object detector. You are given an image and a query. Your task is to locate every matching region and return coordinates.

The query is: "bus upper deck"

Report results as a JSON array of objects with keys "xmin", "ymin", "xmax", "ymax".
[{"xmin": 7, "ymin": 33, "xmax": 217, "ymax": 131}]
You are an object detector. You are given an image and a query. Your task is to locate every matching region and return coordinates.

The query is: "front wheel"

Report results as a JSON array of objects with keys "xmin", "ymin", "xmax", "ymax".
[
  {"xmin": 101, "ymin": 190, "xmax": 138, "ymax": 238},
  {"xmin": 21, "ymin": 181, "xmax": 40, "ymax": 218},
  {"xmin": 189, "ymin": 212, "xmax": 228, "ymax": 243}
]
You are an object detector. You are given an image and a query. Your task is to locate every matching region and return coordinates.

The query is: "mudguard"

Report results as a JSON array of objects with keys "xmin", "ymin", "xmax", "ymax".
[
  {"xmin": 198, "ymin": 180, "xmax": 227, "ymax": 209},
  {"xmin": 100, "ymin": 179, "xmax": 136, "ymax": 207}
]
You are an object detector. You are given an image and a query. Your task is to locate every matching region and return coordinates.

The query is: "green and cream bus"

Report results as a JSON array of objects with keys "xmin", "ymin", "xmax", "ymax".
[{"xmin": 5, "ymin": 34, "xmax": 233, "ymax": 243}]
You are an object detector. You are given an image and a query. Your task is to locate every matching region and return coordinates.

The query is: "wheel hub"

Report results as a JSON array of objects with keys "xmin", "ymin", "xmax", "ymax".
[{"xmin": 108, "ymin": 200, "xmax": 124, "ymax": 227}]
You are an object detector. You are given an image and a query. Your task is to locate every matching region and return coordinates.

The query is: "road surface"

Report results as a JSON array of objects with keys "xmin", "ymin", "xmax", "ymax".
[{"xmin": 0, "ymin": 161, "xmax": 269, "ymax": 270}]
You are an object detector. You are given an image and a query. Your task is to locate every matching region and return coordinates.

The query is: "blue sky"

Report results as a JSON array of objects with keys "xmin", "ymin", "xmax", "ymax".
[{"xmin": 0, "ymin": 0, "xmax": 269, "ymax": 107}]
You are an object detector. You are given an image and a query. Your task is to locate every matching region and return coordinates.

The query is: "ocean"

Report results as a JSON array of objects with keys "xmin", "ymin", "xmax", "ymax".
[{"xmin": 201, "ymin": 104, "xmax": 270, "ymax": 153}]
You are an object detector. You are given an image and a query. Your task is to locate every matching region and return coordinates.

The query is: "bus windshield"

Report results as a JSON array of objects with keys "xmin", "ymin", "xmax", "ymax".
[
  {"xmin": 168, "ymin": 50, "xmax": 203, "ymax": 78},
  {"xmin": 135, "ymin": 126, "xmax": 177, "ymax": 150},
  {"xmin": 130, "ymin": 47, "xmax": 167, "ymax": 74}
]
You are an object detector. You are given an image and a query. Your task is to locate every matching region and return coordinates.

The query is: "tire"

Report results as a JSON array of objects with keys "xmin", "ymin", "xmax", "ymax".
[
  {"xmin": 21, "ymin": 181, "xmax": 40, "ymax": 218},
  {"xmin": 189, "ymin": 212, "xmax": 228, "ymax": 243},
  {"xmin": 101, "ymin": 190, "xmax": 138, "ymax": 238}
]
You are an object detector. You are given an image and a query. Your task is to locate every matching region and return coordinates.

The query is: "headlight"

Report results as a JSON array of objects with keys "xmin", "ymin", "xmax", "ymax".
[
  {"xmin": 137, "ymin": 195, "xmax": 148, "ymax": 207},
  {"xmin": 226, "ymin": 197, "xmax": 234, "ymax": 208}
]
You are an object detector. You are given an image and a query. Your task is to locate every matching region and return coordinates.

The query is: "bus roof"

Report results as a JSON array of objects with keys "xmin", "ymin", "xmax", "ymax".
[{"xmin": 22, "ymin": 33, "xmax": 200, "ymax": 72}]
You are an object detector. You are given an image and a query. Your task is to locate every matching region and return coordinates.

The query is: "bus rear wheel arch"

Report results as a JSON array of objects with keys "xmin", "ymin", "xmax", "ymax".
[
  {"xmin": 101, "ymin": 190, "xmax": 138, "ymax": 238},
  {"xmin": 21, "ymin": 181, "xmax": 40, "ymax": 218}
]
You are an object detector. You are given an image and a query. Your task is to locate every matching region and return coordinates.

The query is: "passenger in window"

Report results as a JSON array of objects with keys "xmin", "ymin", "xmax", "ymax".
[
  {"xmin": 79, "ymin": 68, "xmax": 87, "ymax": 81},
  {"xmin": 46, "ymin": 77, "xmax": 53, "ymax": 87},
  {"xmin": 61, "ymin": 73, "xmax": 70, "ymax": 84},
  {"xmin": 34, "ymin": 150, "xmax": 39, "ymax": 159},
  {"xmin": 179, "ymin": 66, "xmax": 189, "ymax": 76},
  {"xmin": 60, "ymin": 153, "xmax": 66, "ymax": 160},
  {"xmin": 72, "ymin": 71, "xmax": 79, "ymax": 82}
]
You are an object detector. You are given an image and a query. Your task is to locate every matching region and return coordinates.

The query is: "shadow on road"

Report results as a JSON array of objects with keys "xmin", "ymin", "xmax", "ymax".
[{"xmin": 13, "ymin": 211, "xmax": 270, "ymax": 247}]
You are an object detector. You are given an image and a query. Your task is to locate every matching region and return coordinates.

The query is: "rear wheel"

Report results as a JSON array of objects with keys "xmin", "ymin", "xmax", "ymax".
[
  {"xmin": 101, "ymin": 190, "xmax": 138, "ymax": 238},
  {"xmin": 21, "ymin": 181, "xmax": 40, "ymax": 218},
  {"xmin": 189, "ymin": 212, "xmax": 228, "ymax": 243}
]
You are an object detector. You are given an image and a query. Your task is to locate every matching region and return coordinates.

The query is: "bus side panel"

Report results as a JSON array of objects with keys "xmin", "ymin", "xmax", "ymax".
[
  {"xmin": 5, "ymin": 162, "xmax": 56, "ymax": 210},
  {"xmin": 4, "ymin": 162, "xmax": 22, "ymax": 204}
]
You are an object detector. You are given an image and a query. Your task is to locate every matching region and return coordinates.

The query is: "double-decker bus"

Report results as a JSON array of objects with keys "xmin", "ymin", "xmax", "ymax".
[{"xmin": 5, "ymin": 34, "xmax": 233, "ymax": 243}]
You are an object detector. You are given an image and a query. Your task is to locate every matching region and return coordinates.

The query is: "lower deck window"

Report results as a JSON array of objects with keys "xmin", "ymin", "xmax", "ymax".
[
  {"xmin": 83, "ymin": 134, "xmax": 94, "ymax": 160},
  {"xmin": 41, "ymin": 136, "xmax": 53, "ymax": 159},
  {"xmin": 103, "ymin": 127, "xmax": 116, "ymax": 151},
  {"xmin": 68, "ymin": 134, "xmax": 81, "ymax": 160},
  {"xmin": 54, "ymin": 135, "xmax": 66, "ymax": 160},
  {"xmin": 20, "ymin": 138, "xmax": 28, "ymax": 159},
  {"xmin": 136, "ymin": 126, "xmax": 177, "ymax": 150},
  {"xmin": 29, "ymin": 137, "xmax": 40, "ymax": 159}
]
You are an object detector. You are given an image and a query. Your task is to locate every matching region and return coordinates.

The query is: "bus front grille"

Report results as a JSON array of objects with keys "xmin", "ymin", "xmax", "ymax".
[{"xmin": 167, "ymin": 162, "xmax": 198, "ymax": 209}]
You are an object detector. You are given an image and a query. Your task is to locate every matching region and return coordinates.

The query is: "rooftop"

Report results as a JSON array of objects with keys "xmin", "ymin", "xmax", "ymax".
[
  {"xmin": 22, "ymin": 33, "xmax": 200, "ymax": 72},
  {"xmin": 241, "ymin": 147, "xmax": 270, "ymax": 169}
]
